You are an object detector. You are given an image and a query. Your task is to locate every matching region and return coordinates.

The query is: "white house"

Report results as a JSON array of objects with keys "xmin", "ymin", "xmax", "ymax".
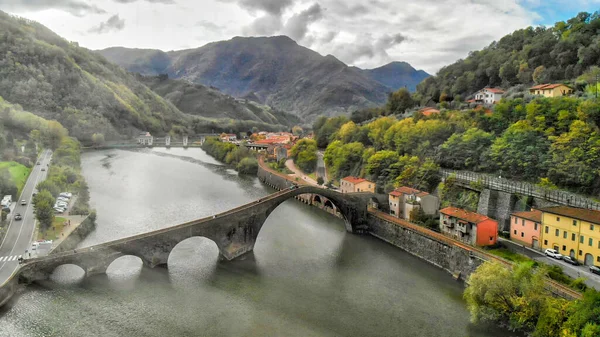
[
  {"xmin": 473, "ymin": 88, "xmax": 504, "ymax": 105},
  {"xmin": 137, "ymin": 131, "xmax": 153, "ymax": 145}
]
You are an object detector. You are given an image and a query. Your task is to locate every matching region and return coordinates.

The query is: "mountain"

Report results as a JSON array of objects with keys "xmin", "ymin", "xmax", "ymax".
[
  {"xmin": 363, "ymin": 62, "xmax": 430, "ymax": 91},
  {"xmin": 136, "ymin": 74, "xmax": 302, "ymax": 127},
  {"xmin": 416, "ymin": 11, "xmax": 600, "ymax": 103},
  {"xmin": 98, "ymin": 37, "xmax": 425, "ymax": 120}
]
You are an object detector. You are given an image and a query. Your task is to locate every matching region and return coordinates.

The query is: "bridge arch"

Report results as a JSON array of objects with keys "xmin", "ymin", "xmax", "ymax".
[
  {"xmin": 166, "ymin": 236, "xmax": 220, "ymax": 268},
  {"xmin": 49, "ymin": 264, "xmax": 86, "ymax": 284},
  {"xmin": 106, "ymin": 255, "xmax": 144, "ymax": 280}
]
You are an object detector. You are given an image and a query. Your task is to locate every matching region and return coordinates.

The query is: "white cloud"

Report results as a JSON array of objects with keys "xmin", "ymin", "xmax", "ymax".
[
  {"xmin": 7, "ymin": 0, "xmax": 590, "ymax": 73},
  {"xmin": 88, "ymin": 14, "xmax": 125, "ymax": 34}
]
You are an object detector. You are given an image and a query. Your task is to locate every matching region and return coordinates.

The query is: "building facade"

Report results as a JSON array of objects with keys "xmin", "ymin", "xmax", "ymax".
[
  {"xmin": 510, "ymin": 210, "xmax": 542, "ymax": 249},
  {"xmin": 137, "ymin": 132, "xmax": 153, "ymax": 145},
  {"xmin": 539, "ymin": 206, "xmax": 600, "ymax": 266},
  {"xmin": 439, "ymin": 207, "xmax": 498, "ymax": 246},
  {"xmin": 340, "ymin": 177, "xmax": 375, "ymax": 193},
  {"xmin": 529, "ymin": 84, "xmax": 573, "ymax": 97},
  {"xmin": 474, "ymin": 88, "xmax": 504, "ymax": 104},
  {"xmin": 388, "ymin": 186, "xmax": 439, "ymax": 220}
]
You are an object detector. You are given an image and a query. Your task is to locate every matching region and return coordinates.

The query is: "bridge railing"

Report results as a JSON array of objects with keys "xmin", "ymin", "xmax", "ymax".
[{"xmin": 440, "ymin": 169, "xmax": 600, "ymax": 210}]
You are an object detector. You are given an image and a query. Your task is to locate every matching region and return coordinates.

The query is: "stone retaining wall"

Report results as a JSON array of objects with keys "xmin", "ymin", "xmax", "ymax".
[{"xmin": 368, "ymin": 214, "xmax": 483, "ymax": 281}]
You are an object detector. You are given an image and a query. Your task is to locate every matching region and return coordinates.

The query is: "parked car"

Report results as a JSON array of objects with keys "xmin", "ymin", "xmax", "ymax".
[
  {"xmin": 60, "ymin": 192, "xmax": 72, "ymax": 198},
  {"xmin": 41, "ymin": 168, "xmax": 45, "ymax": 171},
  {"xmin": 14, "ymin": 213, "xmax": 22, "ymax": 221},
  {"xmin": 57, "ymin": 197, "xmax": 69, "ymax": 202},
  {"xmin": 544, "ymin": 248, "xmax": 563, "ymax": 259},
  {"xmin": 55, "ymin": 203, "xmax": 68, "ymax": 209},
  {"xmin": 563, "ymin": 256, "xmax": 580, "ymax": 265},
  {"xmin": 20, "ymin": 200, "xmax": 26, "ymax": 205},
  {"xmin": 36, "ymin": 162, "xmax": 41, "ymax": 165},
  {"xmin": 53, "ymin": 207, "xmax": 65, "ymax": 214},
  {"xmin": 590, "ymin": 265, "xmax": 600, "ymax": 275}
]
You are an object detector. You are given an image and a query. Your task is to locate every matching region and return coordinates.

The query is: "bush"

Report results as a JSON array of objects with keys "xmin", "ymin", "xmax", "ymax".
[
  {"xmin": 236, "ymin": 157, "xmax": 258, "ymax": 175},
  {"xmin": 316, "ymin": 176, "xmax": 324, "ymax": 185}
]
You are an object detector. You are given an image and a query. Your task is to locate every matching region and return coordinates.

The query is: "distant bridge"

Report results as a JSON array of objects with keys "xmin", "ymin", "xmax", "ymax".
[{"xmin": 0, "ymin": 185, "xmax": 378, "ymax": 306}]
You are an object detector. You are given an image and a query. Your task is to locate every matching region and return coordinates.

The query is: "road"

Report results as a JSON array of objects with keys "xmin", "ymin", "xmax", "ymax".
[
  {"xmin": 500, "ymin": 238, "xmax": 600, "ymax": 290},
  {"xmin": 0, "ymin": 150, "xmax": 51, "ymax": 285},
  {"xmin": 285, "ymin": 159, "xmax": 319, "ymax": 186}
]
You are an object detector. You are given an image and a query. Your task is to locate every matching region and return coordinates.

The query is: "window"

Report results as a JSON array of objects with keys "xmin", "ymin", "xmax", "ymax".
[
  {"xmin": 545, "ymin": 226, "xmax": 549, "ymax": 234},
  {"xmin": 563, "ymin": 231, "xmax": 567, "ymax": 239},
  {"xmin": 597, "ymin": 256, "xmax": 600, "ymax": 263},
  {"xmin": 579, "ymin": 250, "xmax": 583, "ymax": 256},
  {"xmin": 534, "ymin": 223, "xmax": 538, "ymax": 231},
  {"xmin": 521, "ymin": 232, "xmax": 524, "ymax": 237},
  {"xmin": 572, "ymin": 233, "xmax": 576, "ymax": 241},
  {"xmin": 562, "ymin": 245, "xmax": 566, "ymax": 251},
  {"xmin": 590, "ymin": 238, "xmax": 593, "ymax": 247},
  {"xmin": 580, "ymin": 235, "xmax": 584, "ymax": 243},
  {"xmin": 591, "ymin": 224, "xmax": 595, "ymax": 231},
  {"xmin": 514, "ymin": 230, "xmax": 517, "ymax": 235},
  {"xmin": 514, "ymin": 217, "xmax": 517, "ymax": 224},
  {"xmin": 522, "ymin": 219, "xmax": 525, "ymax": 226},
  {"xmin": 544, "ymin": 240, "xmax": 548, "ymax": 245},
  {"xmin": 557, "ymin": 217, "xmax": 560, "ymax": 222},
  {"xmin": 555, "ymin": 229, "xmax": 559, "ymax": 236},
  {"xmin": 489, "ymin": 236, "xmax": 493, "ymax": 241},
  {"xmin": 573, "ymin": 220, "xmax": 577, "ymax": 226}
]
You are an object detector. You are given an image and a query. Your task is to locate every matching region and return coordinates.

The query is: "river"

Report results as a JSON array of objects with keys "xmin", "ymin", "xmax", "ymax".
[{"xmin": 0, "ymin": 148, "xmax": 515, "ymax": 337}]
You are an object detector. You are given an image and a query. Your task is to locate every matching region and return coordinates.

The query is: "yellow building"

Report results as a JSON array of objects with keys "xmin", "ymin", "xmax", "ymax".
[
  {"xmin": 529, "ymin": 83, "xmax": 573, "ymax": 97},
  {"xmin": 539, "ymin": 206, "xmax": 600, "ymax": 266},
  {"xmin": 340, "ymin": 176, "xmax": 375, "ymax": 193}
]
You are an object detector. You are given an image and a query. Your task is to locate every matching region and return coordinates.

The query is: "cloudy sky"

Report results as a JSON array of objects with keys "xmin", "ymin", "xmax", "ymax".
[{"xmin": 1, "ymin": 0, "xmax": 599, "ymax": 73}]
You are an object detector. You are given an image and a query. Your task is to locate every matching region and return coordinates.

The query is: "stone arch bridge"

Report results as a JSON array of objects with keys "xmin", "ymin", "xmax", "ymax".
[{"xmin": 11, "ymin": 186, "xmax": 380, "ymax": 288}]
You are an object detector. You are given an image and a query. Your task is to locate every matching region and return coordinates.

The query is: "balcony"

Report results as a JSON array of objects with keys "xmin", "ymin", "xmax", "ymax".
[
  {"xmin": 457, "ymin": 222, "xmax": 470, "ymax": 234},
  {"xmin": 443, "ymin": 220, "xmax": 454, "ymax": 228}
]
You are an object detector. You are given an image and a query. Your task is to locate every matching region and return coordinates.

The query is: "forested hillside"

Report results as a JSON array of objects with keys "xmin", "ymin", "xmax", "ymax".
[
  {"xmin": 417, "ymin": 11, "xmax": 600, "ymax": 103},
  {"xmin": 137, "ymin": 75, "xmax": 303, "ymax": 128},
  {"xmin": 314, "ymin": 93, "xmax": 600, "ymax": 196},
  {"xmin": 0, "ymin": 11, "xmax": 192, "ymax": 142}
]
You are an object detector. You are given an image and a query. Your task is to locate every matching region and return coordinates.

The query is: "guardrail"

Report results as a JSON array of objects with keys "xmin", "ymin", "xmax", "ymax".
[
  {"xmin": 440, "ymin": 169, "xmax": 600, "ymax": 210},
  {"xmin": 368, "ymin": 209, "xmax": 583, "ymax": 300}
]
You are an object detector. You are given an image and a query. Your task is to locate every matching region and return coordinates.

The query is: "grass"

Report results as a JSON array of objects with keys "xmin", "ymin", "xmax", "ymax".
[
  {"xmin": 0, "ymin": 161, "xmax": 31, "ymax": 197},
  {"xmin": 37, "ymin": 216, "xmax": 66, "ymax": 241},
  {"xmin": 487, "ymin": 248, "xmax": 532, "ymax": 263},
  {"xmin": 308, "ymin": 172, "xmax": 317, "ymax": 181}
]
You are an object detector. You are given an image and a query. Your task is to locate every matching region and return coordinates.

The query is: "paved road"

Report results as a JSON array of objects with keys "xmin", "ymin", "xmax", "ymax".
[
  {"xmin": 0, "ymin": 150, "xmax": 51, "ymax": 285},
  {"xmin": 500, "ymin": 238, "xmax": 600, "ymax": 290},
  {"xmin": 285, "ymin": 159, "xmax": 319, "ymax": 186}
]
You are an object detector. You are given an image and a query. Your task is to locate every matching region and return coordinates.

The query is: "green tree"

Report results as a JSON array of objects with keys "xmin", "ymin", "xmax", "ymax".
[
  {"xmin": 290, "ymin": 139, "xmax": 318, "ymax": 173},
  {"xmin": 316, "ymin": 176, "xmax": 324, "ymax": 185},
  {"xmin": 439, "ymin": 128, "xmax": 493, "ymax": 170},
  {"xmin": 292, "ymin": 125, "xmax": 303, "ymax": 136},
  {"xmin": 33, "ymin": 190, "xmax": 54, "ymax": 231},
  {"xmin": 386, "ymin": 88, "xmax": 414, "ymax": 115},
  {"xmin": 236, "ymin": 157, "xmax": 258, "ymax": 175},
  {"xmin": 91, "ymin": 133, "xmax": 105, "ymax": 146}
]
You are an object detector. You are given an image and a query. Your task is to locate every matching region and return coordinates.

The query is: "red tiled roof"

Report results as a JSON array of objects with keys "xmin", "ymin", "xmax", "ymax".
[
  {"xmin": 529, "ymin": 83, "xmax": 572, "ymax": 90},
  {"xmin": 342, "ymin": 176, "xmax": 370, "ymax": 184},
  {"xmin": 511, "ymin": 209, "xmax": 542, "ymax": 223},
  {"xmin": 440, "ymin": 207, "xmax": 492, "ymax": 224},
  {"xmin": 255, "ymin": 136, "xmax": 290, "ymax": 145},
  {"xmin": 484, "ymin": 87, "xmax": 504, "ymax": 94},
  {"xmin": 416, "ymin": 191, "xmax": 430, "ymax": 197},
  {"xmin": 539, "ymin": 206, "xmax": 600, "ymax": 225},
  {"xmin": 389, "ymin": 186, "xmax": 422, "ymax": 197}
]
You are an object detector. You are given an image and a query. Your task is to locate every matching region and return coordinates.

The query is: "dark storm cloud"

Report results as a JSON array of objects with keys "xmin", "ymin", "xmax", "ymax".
[
  {"xmin": 88, "ymin": 14, "xmax": 125, "ymax": 34},
  {"xmin": 331, "ymin": 32, "xmax": 408, "ymax": 64},
  {"xmin": 244, "ymin": 13, "xmax": 282, "ymax": 35},
  {"xmin": 283, "ymin": 3, "xmax": 323, "ymax": 41},
  {"xmin": 328, "ymin": 1, "xmax": 370, "ymax": 18},
  {"xmin": 0, "ymin": 0, "xmax": 106, "ymax": 16}
]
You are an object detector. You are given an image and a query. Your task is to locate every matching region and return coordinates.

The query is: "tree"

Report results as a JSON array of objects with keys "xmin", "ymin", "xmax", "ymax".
[
  {"xmin": 91, "ymin": 133, "xmax": 105, "ymax": 146},
  {"xmin": 236, "ymin": 157, "xmax": 258, "ymax": 175},
  {"xmin": 387, "ymin": 88, "xmax": 414, "ymax": 115},
  {"xmin": 290, "ymin": 139, "xmax": 318, "ymax": 173},
  {"xmin": 439, "ymin": 128, "xmax": 493, "ymax": 170},
  {"xmin": 33, "ymin": 190, "xmax": 54, "ymax": 231},
  {"xmin": 532, "ymin": 65, "xmax": 548, "ymax": 84},
  {"xmin": 316, "ymin": 176, "xmax": 324, "ymax": 185},
  {"xmin": 292, "ymin": 126, "xmax": 303, "ymax": 136}
]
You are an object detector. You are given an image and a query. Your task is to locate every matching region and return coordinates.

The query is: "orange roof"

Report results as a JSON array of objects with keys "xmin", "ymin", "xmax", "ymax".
[
  {"xmin": 483, "ymin": 87, "xmax": 504, "ymax": 94},
  {"xmin": 511, "ymin": 209, "xmax": 542, "ymax": 223},
  {"xmin": 419, "ymin": 107, "xmax": 440, "ymax": 116},
  {"xmin": 440, "ymin": 207, "xmax": 493, "ymax": 224},
  {"xmin": 530, "ymin": 83, "xmax": 572, "ymax": 90},
  {"xmin": 342, "ymin": 176, "xmax": 370, "ymax": 184},
  {"xmin": 255, "ymin": 136, "xmax": 290, "ymax": 145},
  {"xmin": 539, "ymin": 206, "xmax": 600, "ymax": 225},
  {"xmin": 389, "ymin": 186, "xmax": 429, "ymax": 197}
]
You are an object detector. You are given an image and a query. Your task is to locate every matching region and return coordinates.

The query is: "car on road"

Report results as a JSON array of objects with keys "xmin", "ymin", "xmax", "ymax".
[
  {"xmin": 544, "ymin": 248, "xmax": 563, "ymax": 259},
  {"xmin": 57, "ymin": 197, "xmax": 69, "ymax": 202},
  {"xmin": 563, "ymin": 256, "xmax": 580, "ymax": 265},
  {"xmin": 20, "ymin": 200, "xmax": 26, "ymax": 206},
  {"xmin": 53, "ymin": 207, "xmax": 65, "ymax": 214},
  {"xmin": 41, "ymin": 168, "xmax": 45, "ymax": 171},
  {"xmin": 14, "ymin": 213, "xmax": 22, "ymax": 221},
  {"xmin": 590, "ymin": 265, "xmax": 600, "ymax": 275},
  {"xmin": 36, "ymin": 162, "xmax": 40, "ymax": 165}
]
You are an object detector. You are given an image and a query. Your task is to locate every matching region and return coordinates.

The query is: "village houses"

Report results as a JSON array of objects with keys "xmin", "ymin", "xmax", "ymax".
[
  {"xmin": 388, "ymin": 186, "xmax": 439, "ymax": 220},
  {"xmin": 137, "ymin": 131, "xmax": 153, "ymax": 145},
  {"xmin": 529, "ymin": 83, "xmax": 573, "ymax": 97},
  {"xmin": 510, "ymin": 209, "xmax": 542, "ymax": 249},
  {"xmin": 340, "ymin": 176, "xmax": 375, "ymax": 194},
  {"xmin": 439, "ymin": 207, "xmax": 498, "ymax": 246},
  {"xmin": 473, "ymin": 87, "xmax": 504, "ymax": 105}
]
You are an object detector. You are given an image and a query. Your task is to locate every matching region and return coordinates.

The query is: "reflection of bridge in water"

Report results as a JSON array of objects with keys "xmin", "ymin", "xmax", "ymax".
[
  {"xmin": 90, "ymin": 134, "xmax": 220, "ymax": 149},
  {"xmin": 0, "ymin": 185, "xmax": 382, "ymax": 307}
]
